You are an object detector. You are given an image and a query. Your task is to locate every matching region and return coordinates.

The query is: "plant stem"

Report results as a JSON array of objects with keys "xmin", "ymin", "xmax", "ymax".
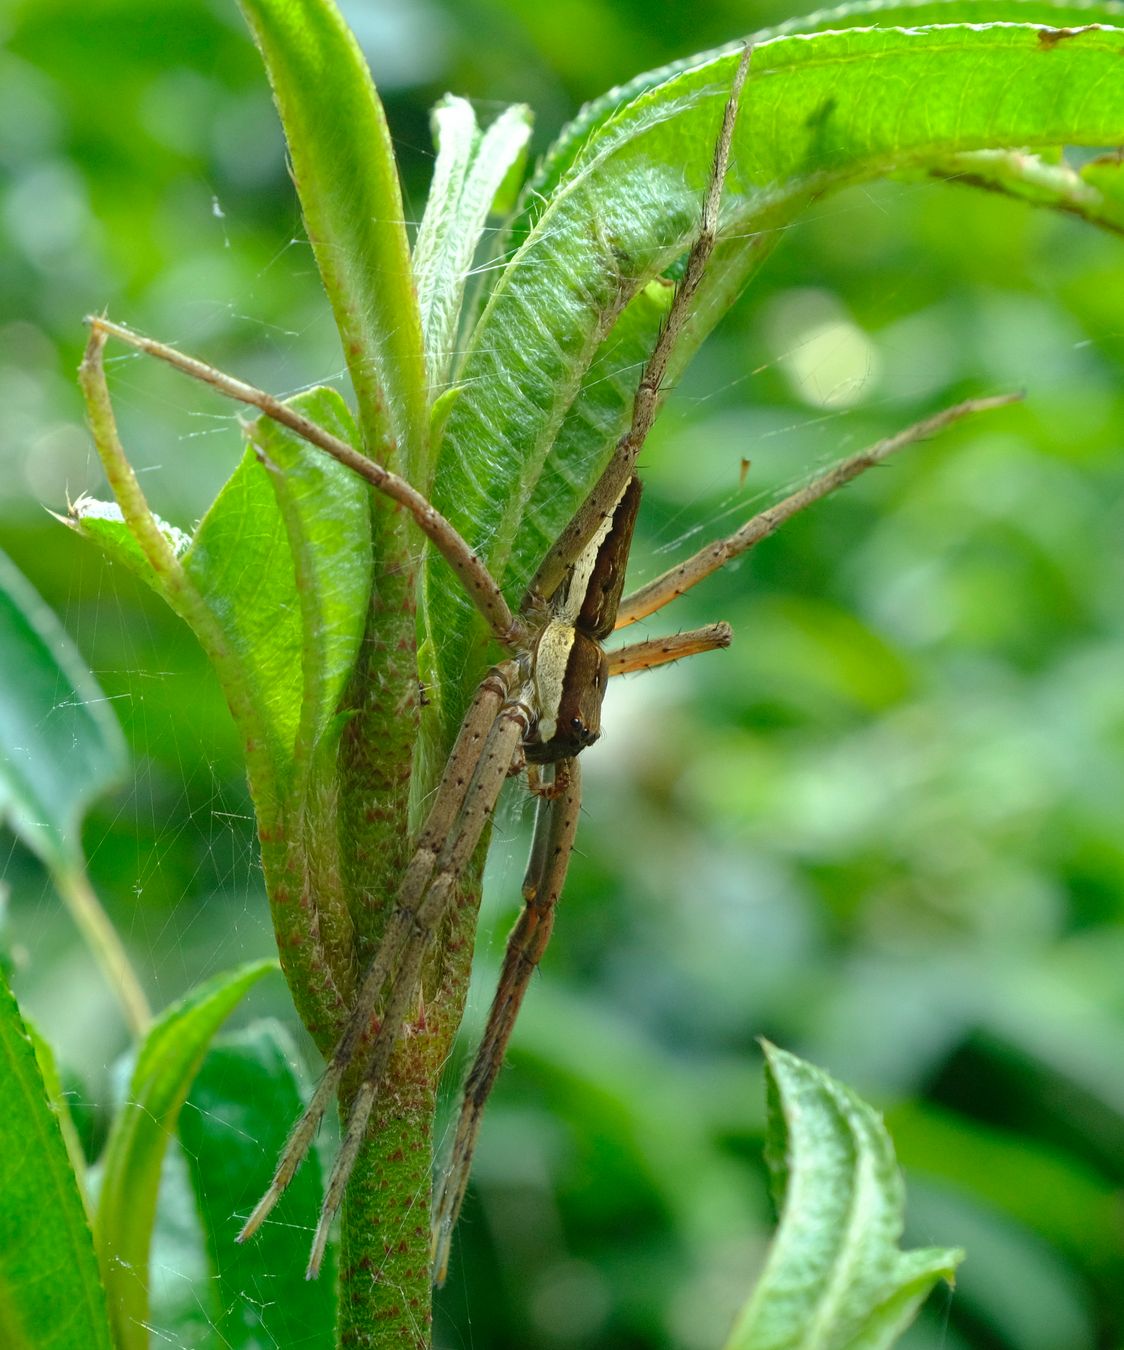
[
  {"xmin": 338, "ymin": 1043, "xmax": 437, "ymax": 1349},
  {"xmin": 335, "ymin": 851, "xmax": 486, "ymax": 1348},
  {"xmin": 53, "ymin": 865, "xmax": 150, "ymax": 1038}
]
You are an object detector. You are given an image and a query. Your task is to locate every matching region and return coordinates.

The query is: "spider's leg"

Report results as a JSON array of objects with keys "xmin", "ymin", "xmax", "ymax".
[
  {"xmin": 305, "ymin": 696, "xmax": 534, "ymax": 1278},
  {"xmin": 527, "ymin": 45, "xmax": 752, "ymax": 607},
  {"xmin": 615, "ymin": 393, "xmax": 1021, "ymax": 629},
  {"xmin": 608, "ymin": 621, "xmax": 732, "ymax": 676},
  {"xmin": 81, "ymin": 320, "xmax": 527, "ymax": 649},
  {"xmin": 431, "ymin": 755, "xmax": 582, "ymax": 1285},
  {"xmin": 237, "ymin": 661, "xmax": 522, "ymax": 1246},
  {"xmin": 526, "ymin": 760, "xmax": 573, "ymax": 798}
]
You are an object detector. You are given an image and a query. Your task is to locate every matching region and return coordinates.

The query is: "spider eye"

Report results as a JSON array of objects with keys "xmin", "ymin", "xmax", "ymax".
[{"xmin": 570, "ymin": 717, "xmax": 584, "ymax": 731}]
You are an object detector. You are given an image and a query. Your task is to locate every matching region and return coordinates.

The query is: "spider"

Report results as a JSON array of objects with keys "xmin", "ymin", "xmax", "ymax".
[{"xmin": 82, "ymin": 46, "xmax": 1014, "ymax": 1284}]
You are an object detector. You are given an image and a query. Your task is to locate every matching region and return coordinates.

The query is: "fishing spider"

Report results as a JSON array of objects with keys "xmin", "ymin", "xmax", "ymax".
[{"xmin": 84, "ymin": 46, "xmax": 1013, "ymax": 1283}]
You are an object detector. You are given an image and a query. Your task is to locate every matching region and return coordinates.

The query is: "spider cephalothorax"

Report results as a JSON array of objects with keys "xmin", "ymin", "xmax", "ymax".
[{"xmin": 525, "ymin": 475, "xmax": 642, "ymax": 761}]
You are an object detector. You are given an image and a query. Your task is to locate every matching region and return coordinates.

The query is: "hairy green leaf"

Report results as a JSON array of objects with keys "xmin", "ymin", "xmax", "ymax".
[
  {"xmin": 0, "ymin": 971, "xmax": 112, "ymax": 1350},
  {"xmin": 59, "ymin": 496, "xmax": 190, "ymax": 595},
  {"xmin": 75, "ymin": 387, "xmax": 369, "ymax": 820},
  {"xmin": 415, "ymin": 97, "xmax": 533, "ymax": 394},
  {"xmin": 186, "ymin": 388, "xmax": 371, "ymax": 804},
  {"xmin": 236, "ymin": 0, "xmax": 427, "ymax": 478},
  {"xmin": 74, "ymin": 365, "xmax": 364, "ymax": 1037},
  {"xmin": 530, "ymin": 0, "xmax": 1124, "ymax": 207},
  {"xmin": 94, "ymin": 960, "xmax": 276, "ymax": 1350},
  {"xmin": 725, "ymin": 1044, "xmax": 960, "ymax": 1350}
]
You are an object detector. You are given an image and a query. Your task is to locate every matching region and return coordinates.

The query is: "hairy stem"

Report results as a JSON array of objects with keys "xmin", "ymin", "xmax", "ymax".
[{"xmin": 338, "ymin": 1046, "xmax": 436, "ymax": 1349}]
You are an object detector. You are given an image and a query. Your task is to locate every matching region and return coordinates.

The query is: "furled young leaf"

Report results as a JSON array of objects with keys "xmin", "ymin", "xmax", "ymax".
[
  {"xmin": 76, "ymin": 355, "xmax": 363, "ymax": 1040},
  {"xmin": 94, "ymin": 960, "xmax": 276, "ymax": 1350},
  {"xmin": 226, "ymin": 4, "xmax": 432, "ymax": 984},
  {"xmin": 177, "ymin": 1021, "xmax": 335, "ymax": 1348},
  {"xmin": 58, "ymin": 496, "xmax": 190, "ymax": 596},
  {"xmin": 414, "ymin": 97, "xmax": 533, "ymax": 393},
  {"xmin": 429, "ymin": 21, "xmax": 1124, "ymax": 721},
  {"xmin": 184, "ymin": 388, "xmax": 371, "ymax": 801},
  {"xmin": 236, "ymin": 0, "xmax": 427, "ymax": 478},
  {"xmin": 725, "ymin": 1045, "xmax": 960, "ymax": 1350},
  {"xmin": 0, "ymin": 971, "xmax": 112, "ymax": 1350},
  {"xmin": 73, "ymin": 387, "xmax": 369, "ymax": 816},
  {"xmin": 0, "ymin": 547, "xmax": 127, "ymax": 876}
]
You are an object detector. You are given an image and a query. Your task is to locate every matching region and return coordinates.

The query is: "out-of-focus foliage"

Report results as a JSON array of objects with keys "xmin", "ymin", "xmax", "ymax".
[
  {"xmin": 0, "ymin": 546, "xmax": 127, "ymax": 876},
  {"xmin": 93, "ymin": 959, "xmax": 276, "ymax": 1349},
  {"xmin": 2, "ymin": 2, "xmax": 1123, "ymax": 1348},
  {"xmin": 0, "ymin": 968, "xmax": 112, "ymax": 1350}
]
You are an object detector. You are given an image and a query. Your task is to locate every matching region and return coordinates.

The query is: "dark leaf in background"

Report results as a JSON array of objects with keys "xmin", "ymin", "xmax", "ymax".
[
  {"xmin": 0, "ymin": 969, "xmax": 112, "ymax": 1350},
  {"xmin": 178, "ymin": 1020, "xmax": 336, "ymax": 1349}
]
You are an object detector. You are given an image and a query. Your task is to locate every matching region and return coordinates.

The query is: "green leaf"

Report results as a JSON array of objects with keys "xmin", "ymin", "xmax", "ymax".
[
  {"xmin": 59, "ymin": 495, "xmax": 191, "ymax": 596},
  {"xmin": 75, "ymin": 356, "xmax": 359, "ymax": 1038},
  {"xmin": 248, "ymin": 390, "xmax": 373, "ymax": 790},
  {"xmin": 725, "ymin": 1044, "xmax": 961, "ymax": 1350},
  {"xmin": 430, "ymin": 20, "xmax": 1124, "ymax": 712},
  {"xmin": 178, "ymin": 1021, "xmax": 335, "ymax": 1347},
  {"xmin": 94, "ymin": 960, "xmax": 277, "ymax": 1350},
  {"xmin": 76, "ymin": 385, "xmax": 371, "ymax": 818},
  {"xmin": 184, "ymin": 452, "xmax": 303, "ymax": 783},
  {"xmin": 24, "ymin": 1017, "xmax": 91, "ymax": 1217},
  {"xmin": 926, "ymin": 147, "xmax": 1124, "ymax": 234},
  {"xmin": 414, "ymin": 96, "xmax": 533, "ymax": 393},
  {"xmin": 176, "ymin": 392, "xmax": 369, "ymax": 1027},
  {"xmin": 0, "ymin": 547, "xmax": 127, "ymax": 875},
  {"xmin": 183, "ymin": 388, "xmax": 371, "ymax": 805},
  {"xmin": 0, "ymin": 970, "xmax": 112, "ymax": 1350},
  {"xmin": 236, "ymin": 0, "xmax": 427, "ymax": 479},
  {"xmin": 529, "ymin": 0, "xmax": 1124, "ymax": 209}
]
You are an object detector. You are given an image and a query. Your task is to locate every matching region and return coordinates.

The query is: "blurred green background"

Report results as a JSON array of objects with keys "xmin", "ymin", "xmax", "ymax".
[{"xmin": 3, "ymin": 1, "xmax": 1124, "ymax": 1347}]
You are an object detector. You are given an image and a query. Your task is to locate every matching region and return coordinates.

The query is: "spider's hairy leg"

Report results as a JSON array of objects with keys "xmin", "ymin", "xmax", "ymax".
[
  {"xmin": 236, "ymin": 662, "xmax": 522, "ymax": 1248},
  {"xmin": 615, "ymin": 392, "xmax": 1023, "ymax": 629},
  {"xmin": 82, "ymin": 317, "xmax": 527, "ymax": 649},
  {"xmin": 526, "ymin": 760, "xmax": 571, "ymax": 798},
  {"xmin": 526, "ymin": 43, "xmax": 752, "ymax": 608},
  {"xmin": 608, "ymin": 621, "xmax": 733, "ymax": 676},
  {"xmin": 431, "ymin": 756, "xmax": 583, "ymax": 1285},
  {"xmin": 304, "ymin": 694, "xmax": 535, "ymax": 1278}
]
